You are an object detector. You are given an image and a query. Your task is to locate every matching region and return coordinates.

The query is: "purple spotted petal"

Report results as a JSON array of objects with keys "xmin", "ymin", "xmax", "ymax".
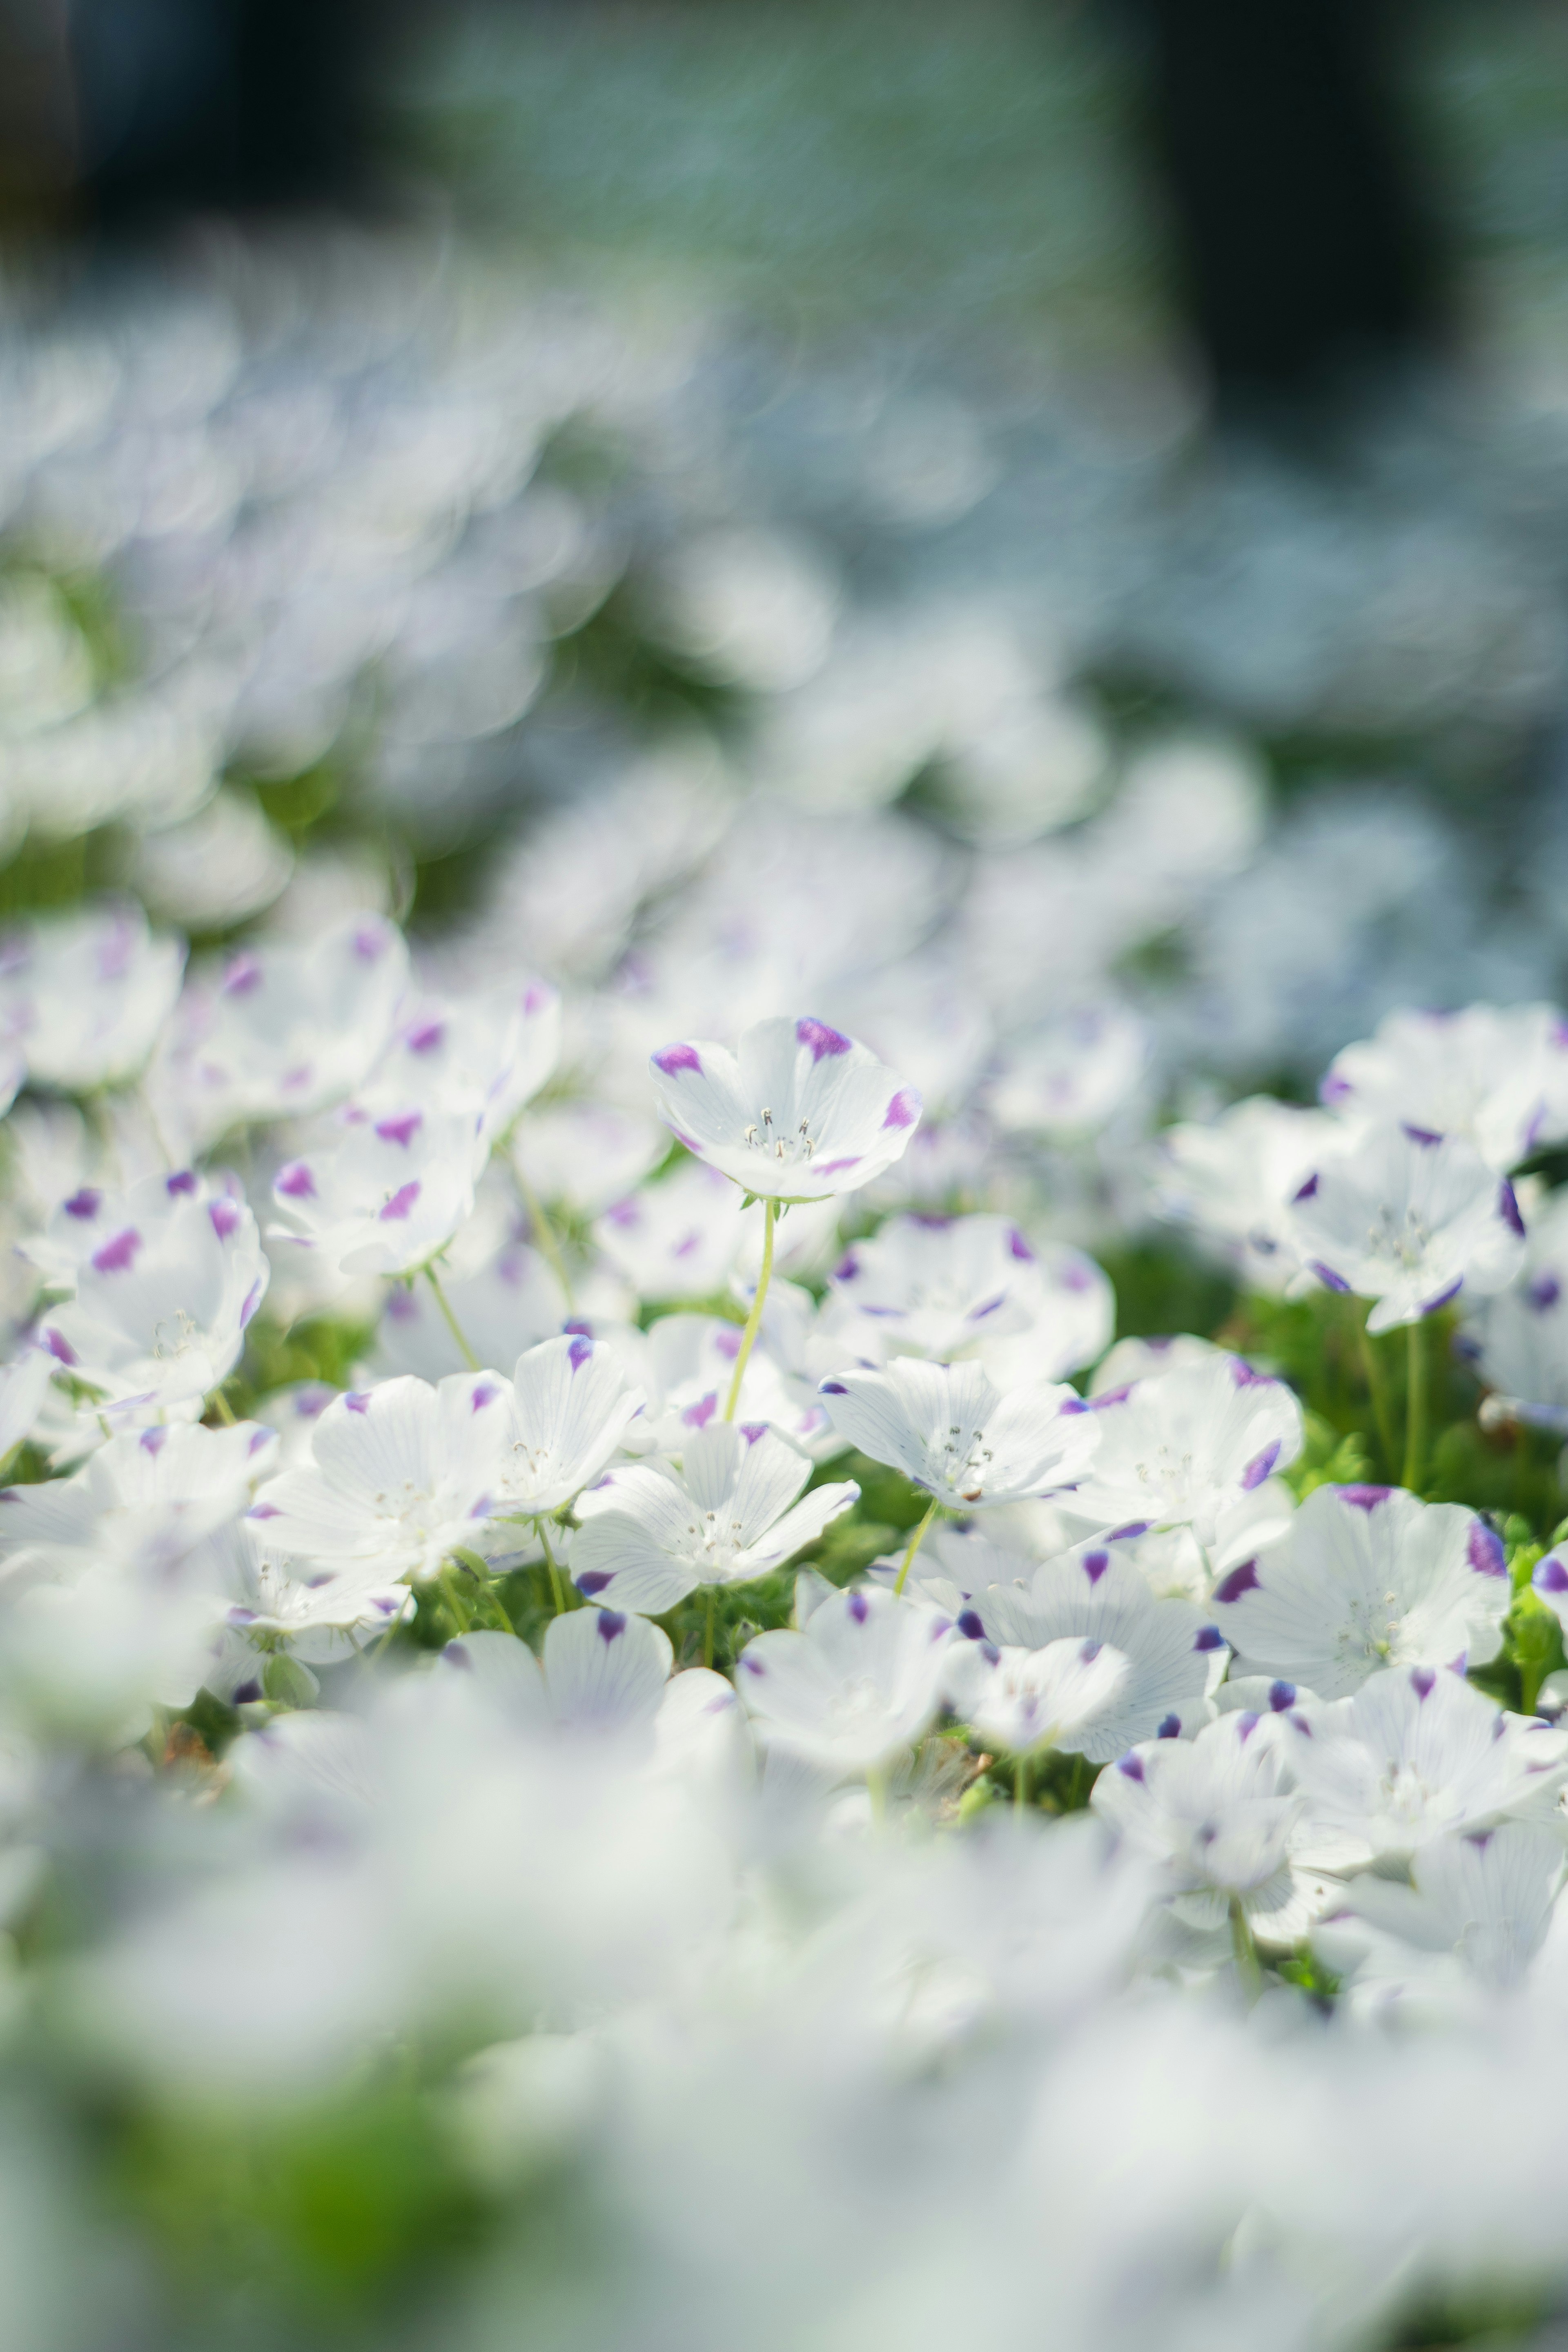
[
  {"xmin": 379, "ymin": 1181, "xmax": 421, "ymax": 1222},
  {"xmin": 1467, "ymin": 1520, "xmax": 1506, "ymax": 1578},
  {"xmin": 653, "ymin": 1043, "xmax": 701, "ymax": 1076},
  {"xmin": 795, "ymin": 1017, "xmax": 852, "ymax": 1062},
  {"xmin": 91, "ymin": 1228, "xmax": 141, "ymax": 1275},
  {"xmin": 1213, "ymin": 1560, "xmax": 1259, "ymax": 1605}
]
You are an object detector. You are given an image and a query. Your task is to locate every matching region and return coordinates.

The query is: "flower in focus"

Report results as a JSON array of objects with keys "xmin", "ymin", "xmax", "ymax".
[
  {"xmin": 1209, "ymin": 1484, "xmax": 1511, "ymax": 1696},
  {"xmin": 1288, "ymin": 1123, "xmax": 1526, "ymax": 1332},
  {"xmin": 648, "ymin": 1015, "xmax": 920, "ymax": 1200},
  {"xmin": 817, "ymin": 1357, "xmax": 1100, "ymax": 1509},
  {"xmin": 490, "ymin": 1336, "xmax": 646, "ymax": 1518},
  {"xmin": 571, "ymin": 1421, "xmax": 858, "ymax": 1614}
]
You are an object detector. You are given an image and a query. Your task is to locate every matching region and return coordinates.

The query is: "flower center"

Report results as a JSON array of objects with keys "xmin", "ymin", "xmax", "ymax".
[{"xmin": 742, "ymin": 1107, "xmax": 815, "ymax": 1164}]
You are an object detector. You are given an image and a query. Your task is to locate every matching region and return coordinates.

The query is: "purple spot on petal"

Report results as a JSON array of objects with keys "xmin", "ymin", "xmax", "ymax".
[
  {"xmin": 597, "ymin": 1610, "xmax": 626, "ymax": 1644},
  {"xmin": 1007, "ymin": 1226, "xmax": 1036, "ymax": 1263},
  {"xmin": 222, "ymin": 953, "xmax": 263, "ymax": 997},
  {"xmin": 1339, "ymin": 1484, "xmax": 1391, "ymax": 1512},
  {"xmin": 956, "ymin": 1609, "xmax": 986, "ymax": 1640},
  {"xmin": 1410, "ymin": 1667, "xmax": 1435, "ymax": 1701},
  {"xmin": 209, "ymin": 1198, "xmax": 241, "ymax": 1241},
  {"xmin": 739, "ymin": 1421, "xmax": 768, "ymax": 1446},
  {"xmin": 1528, "ymin": 1274, "xmax": 1562, "ymax": 1314},
  {"xmin": 1535, "ymin": 1556, "xmax": 1568, "ymax": 1595},
  {"xmin": 682, "ymin": 1394, "xmax": 718, "ymax": 1430},
  {"xmin": 814, "ymin": 1156, "xmax": 862, "ymax": 1176},
  {"xmin": 1269, "ymin": 1681, "xmax": 1297, "ymax": 1711},
  {"xmin": 352, "ymin": 927, "xmax": 385, "ymax": 961},
  {"xmin": 568, "ymin": 1336, "xmax": 593, "ymax": 1372},
  {"xmin": 1402, "ymin": 1123, "xmax": 1443, "ymax": 1148},
  {"xmin": 653, "ymin": 1043, "xmax": 702, "ymax": 1077},
  {"xmin": 1422, "ymin": 1278, "xmax": 1463, "ymax": 1316},
  {"xmin": 1213, "ymin": 1560, "xmax": 1259, "ymax": 1605},
  {"xmin": 375, "ymin": 1113, "xmax": 423, "ymax": 1148},
  {"xmin": 847, "ymin": 1590, "xmax": 869, "ymax": 1624},
  {"xmin": 1107, "ymin": 1519, "xmax": 1149, "ymax": 1541},
  {"xmin": 714, "ymin": 1327, "xmax": 742, "ymax": 1361},
  {"xmin": 577, "ymin": 1571, "xmax": 612, "ymax": 1597},
  {"xmin": 740, "ymin": 1655, "xmax": 765, "ymax": 1677},
  {"xmin": 1319, "ymin": 1074, "xmax": 1352, "ymax": 1107},
  {"xmin": 62, "ymin": 1187, "xmax": 100, "ymax": 1220},
  {"xmin": 471, "ymin": 1382, "xmax": 499, "ymax": 1412},
  {"xmin": 165, "ymin": 1169, "xmax": 197, "ymax": 1196},
  {"xmin": 276, "ymin": 1161, "xmax": 316, "ymax": 1200},
  {"xmin": 1194, "ymin": 1625, "xmax": 1224, "ymax": 1651},
  {"xmin": 406, "ymin": 1021, "xmax": 445, "ymax": 1054},
  {"xmin": 1229, "ymin": 1359, "xmax": 1272, "ymax": 1389},
  {"xmin": 1467, "ymin": 1520, "xmax": 1506, "ymax": 1578},
  {"xmin": 795, "ymin": 1017, "xmax": 852, "ymax": 1062},
  {"xmin": 820, "ymin": 1379, "xmax": 848, "ymax": 1395},
  {"xmin": 1499, "ymin": 1180, "xmax": 1526, "ymax": 1239},
  {"xmin": 91, "ymin": 1227, "xmax": 141, "ymax": 1275},
  {"xmin": 138, "ymin": 1426, "xmax": 168, "ymax": 1455},
  {"xmin": 247, "ymin": 1503, "xmax": 280, "ymax": 1520},
  {"xmin": 1236, "ymin": 1713, "xmax": 1260, "ymax": 1743},
  {"xmin": 882, "ymin": 1088, "xmax": 920, "ymax": 1130},
  {"xmin": 240, "ymin": 1279, "xmax": 263, "ymax": 1328},
  {"xmin": 1241, "ymin": 1441, "xmax": 1281, "ymax": 1491},
  {"xmin": 1308, "ymin": 1259, "xmax": 1351, "ymax": 1294},
  {"xmin": 1156, "ymin": 1714, "xmax": 1180, "ymax": 1739},
  {"xmin": 1292, "ymin": 1173, "xmax": 1319, "ymax": 1203},
  {"xmin": 379, "ymin": 1181, "xmax": 421, "ymax": 1222},
  {"xmin": 344, "ymin": 1391, "xmax": 372, "ymax": 1415},
  {"xmin": 1082, "ymin": 1550, "xmax": 1109, "ymax": 1585},
  {"xmin": 1117, "ymin": 1755, "xmax": 1145, "ymax": 1781}
]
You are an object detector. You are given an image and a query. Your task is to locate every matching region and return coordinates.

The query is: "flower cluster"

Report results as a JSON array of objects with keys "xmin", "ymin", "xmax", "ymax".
[{"xmin": 4, "ymin": 872, "xmax": 1568, "ymax": 2352}]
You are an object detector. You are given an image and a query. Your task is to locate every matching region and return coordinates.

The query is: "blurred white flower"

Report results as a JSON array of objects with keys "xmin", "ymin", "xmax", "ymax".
[
  {"xmin": 1321, "ymin": 1004, "xmax": 1568, "ymax": 1173},
  {"xmin": 736, "ymin": 1582, "xmax": 954, "ymax": 1775},
  {"xmin": 0, "ymin": 900, "xmax": 184, "ymax": 1094},
  {"xmin": 1290, "ymin": 1122, "xmax": 1527, "ymax": 1332}
]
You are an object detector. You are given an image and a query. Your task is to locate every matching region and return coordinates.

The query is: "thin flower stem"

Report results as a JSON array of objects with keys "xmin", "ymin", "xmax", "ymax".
[
  {"xmin": 513, "ymin": 1157, "xmax": 575, "ymax": 1312},
  {"xmin": 703, "ymin": 1587, "xmax": 717, "ymax": 1671},
  {"xmin": 1229, "ymin": 1895, "xmax": 1261, "ymax": 2001},
  {"xmin": 1404, "ymin": 1315, "xmax": 1428, "ymax": 1495},
  {"xmin": 208, "ymin": 1387, "xmax": 236, "ymax": 1426},
  {"xmin": 536, "ymin": 1520, "xmax": 566, "ymax": 1616},
  {"xmin": 1354, "ymin": 1304, "xmax": 1396, "ymax": 1475},
  {"xmin": 894, "ymin": 1497, "xmax": 940, "ymax": 1597},
  {"xmin": 1015, "ymin": 1752, "xmax": 1032, "ymax": 1813},
  {"xmin": 441, "ymin": 1566, "xmax": 473, "ymax": 1634},
  {"xmin": 866, "ymin": 1766, "xmax": 887, "ymax": 1827},
  {"xmin": 723, "ymin": 1197, "xmax": 777, "ymax": 1421},
  {"xmin": 425, "ymin": 1264, "xmax": 480, "ymax": 1373}
]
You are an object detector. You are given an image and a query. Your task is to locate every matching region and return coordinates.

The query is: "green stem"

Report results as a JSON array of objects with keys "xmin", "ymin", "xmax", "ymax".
[
  {"xmin": 440, "ymin": 1566, "xmax": 473, "ymax": 1634},
  {"xmin": 723, "ymin": 1197, "xmax": 777, "ymax": 1421},
  {"xmin": 1229, "ymin": 1895, "xmax": 1261, "ymax": 2001},
  {"xmin": 1354, "ymin": 1303, "xmax": 1396, "ymax": 1476},
  {"xmin": 208, "ymin": 1386, "xmax": 236, "ymax": 1426},
  {"xmin": 1404, "ymin": 1315, "xmax": 1428, "ymax": 1494},
  {"xmin": 513, "ymin": 1156, "xmax": 575, "ymax": 1312},
  {"xmin": 1015, "ymin": 1752, "xmax": 1033, "ymax": 1813},
  {"xmin": 866, "ymin": 1766, "xmax": 887, "ymax": 1827},
  {"xmin": 894, "ymin": 1497, "xmax": 940, "ymax": 1597},
  {"xmin": 425, "ymin": 1265, "xmax": 480, "ymax": 1373},
  {"xmin": 703, "ymin": 1587, "xmax": 717, "ymax": 1671},
  {"xmin": 537, "ymin": 1520, "xmax": 566, "ymax": 1617}
]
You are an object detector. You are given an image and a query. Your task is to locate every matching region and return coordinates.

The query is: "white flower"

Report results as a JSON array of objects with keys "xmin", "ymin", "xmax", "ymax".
[
  {"xmin": 984, "ymin": 1001, "xmax": 1149, "ymax": 1142},
  {"xmin": 1088, "ymin": 1334, "xmax": 1222, "ymax": 1395},
  {"xmin": 823, "ymin": 1212, "xmax": 1112, "ymax": 1383},
  {"xmin": 1209, "ymin": 1483, "xmax": 1511, "ymax": 1695},
  {"xmin": 434, "ymin": 1614, "xmax": 674, "ymax": 1739},
  {"xmin": 512, "ymin": 1099, "xmax": 666, "ymax": 1218},
  {"xmin": 1062, "ymin": 1352, "xmax": 1303, "ymax": 1566},
  {"xmin": 0, "ymin": 1419, "xmax": 279, "ymax": 1583},
  {"xmin": 735, "ymin": 1583, "xmax": 956, "ymax": 1775},
  {"xmin": 0, "ymin": 900, "xmax": 185, "ymax": 1093},
  {"xmin": 360, "ymin": 978, "xmax": 561, "ymax": 1149},
  {"xmin": 1283, "ymin": 1666, "xmax": 1568, "ymax": 1866},
  {"xmin": 817, "ymin": 1357, "xmax": 1100, "ymax": 1510},
  {"xmin": 648, "ymin": 1014, "xmax": 921, "ymax": 1201},
  {"xmin": 952, "ymin": 1537, "xmax": 1225, "ymax": 1758},
  {"xmin": 36, "ymin": 1171, "xmax": 270, "ymax": 1419},
  {"xmin": 1457, "ymin": 1184, "xmax": 1568, "ymax": 1432},
  {"xmin": 1156, "ymin": 1097, "xmax": 1334, "ymax": 1295},
  {"xmin": 490, "ymin": 1335, "xmax": 647, "ymax": 1517},
  {"xmin": 204, "ymin": 1521, "xmax": 414, "ymax": 1698},
  {"xmin": 570, "ymin": 1422, "xmax": 858, "ymax": 1615},
  {"xmin": 630, "ymin": 1305, "xmax": 841, "ymax": 1461},
  {"xmin": 1320, "ymin": 1004, "xmax": 1568, "ymax": 1173},
  {"xmin": 152, "ymin": 913, "xmax": 409, "ymax": 1147},
  {"xmin": 271, "ymin": 1107, "xmax": 486, "ymax": 1279},
  {"xmin": 252, "ymin": 1372, "xmax": 516, "ymax": 1584},
  {"xmin": 1315, "ymin": 1822, "xmax": 1566, "ymax": 2008},
  {"xmin": 964, "ymin": 1638, "xmax": 1131, "ymax": 1761},
  {"xmin": 1289, "ymin": 1122, "xmax": 1526, "ymax": 1333},
  {"xmin": 592, "ymin": 1160, "xmax": 751, "ymax": 1301},
  {"xmin": 1092, "ymin": 1711, "xmax": 1331, "ymax": 1947}
]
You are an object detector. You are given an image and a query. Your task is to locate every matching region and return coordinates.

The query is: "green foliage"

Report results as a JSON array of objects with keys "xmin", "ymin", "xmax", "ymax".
[{"xmin": 1097, "ymin": 1241, "xmax": 1236, "ymax": 1347}]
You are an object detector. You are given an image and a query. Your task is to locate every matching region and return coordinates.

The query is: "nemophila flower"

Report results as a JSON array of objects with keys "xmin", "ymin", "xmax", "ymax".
[
  {"xmin": 512, "ymin": 1099, "xmax": 666, "ymax": 1218},
  {"xmin": 1088, "ymin": 1334, "xmax": 1222, "ymax": 1395},
  {"xmin": 433, "ymin": 1615, "xmax": 674, "ymax": 1739},
  {"xmin": 252, "ymin": 1373, "xmax": 516, "ymax": 1584},
  {"xmin": 0, "ymin": 900, "xmax": 185, "ymax": 1093},
  {"xmin": 823, "ymin": 1212, "xmax": 1112, "ymax": 1384},
  {"xmin": 816, "ymin": 1358, "xmax": 1100, "ymax": 1510},
  {"xmin": 489, "ymin": 1335, "xmax": 646, "ymax": 1518},
  {"xmin": 1063, "ymin": 1353, "xmax": 1303, "ymax": 1568},
  {"xmin": 1156, "ymin": 1097, "xmax": 1334, "ymax": 1295},
  {"xmin": 1316, "ymin": 1820, "xmax": 1566, "ymax": 2008},
  {"xmin": 270, "ymin": 1108, "xmax": 486, "ymax": 1279},
  {"xmin": 963, "ymin": 1637, "xmax": 1131, "ymax": 1761},
  {"xmin": 735, "ymin": 1584, "xmax": 956, "ymax": 1776},
  {"xmin": 204, "ymin": 1521, "xmax": 414, "ymax": 1699},
  {"xmin": 1283, "ymin": 1666, "xmax": 1568, "ymax": 1866},
  {"xmin": 570, "ymin": 1422, "xmax": 858, "ymax": 1615},
  {"xmin": 648, "ymin": 1015, "xmax": 921, "ymax": 1202},
  {"xmin": 0, "ymin": 1419, "xmax": 278, "ymax": 1582},
  {"xmin": 1320, "ymin": 1004, "xmax": 1568, "ymax": 1174},
  {"xmin": 152, "ymin": 913, "xmax": 410, "ymax": 1147},
  {"xmin": 1211, "ymin": 1484, "xmax": 1511, "ymax": 1696},
  {"xmin": 1288, "ymin": 1122, "xmax": 1526, "ymax": 1332},
  {"xmin": 36, "ymin": 1170, "xmax": 269, "ymax": 1419},
  {"xmin": 0, "ymin": 1349, "xmax": 51, "ymax": 1466},
  {"xmin": 984, "ymin": 1002, "xmax": 1149, "ymax": 1142},
  {"xmin": 1458, "ymin": 1185, "xmax": 1568, "ymax": 1434},
  {"xmin": 1092, "ymin": 1711, "xmax": 1331, "ymax": 1948},
  {"xmin": 593, "ymin": 1160, "xmax": 751, "ymax": 1300},
  {"xmin": 360, "ymin": 978, "xmax": 561, "ymax": 1148},
  {"xmin": 954, "ymin": 1539, "xmax": 1225, "ymax": 1759}
]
